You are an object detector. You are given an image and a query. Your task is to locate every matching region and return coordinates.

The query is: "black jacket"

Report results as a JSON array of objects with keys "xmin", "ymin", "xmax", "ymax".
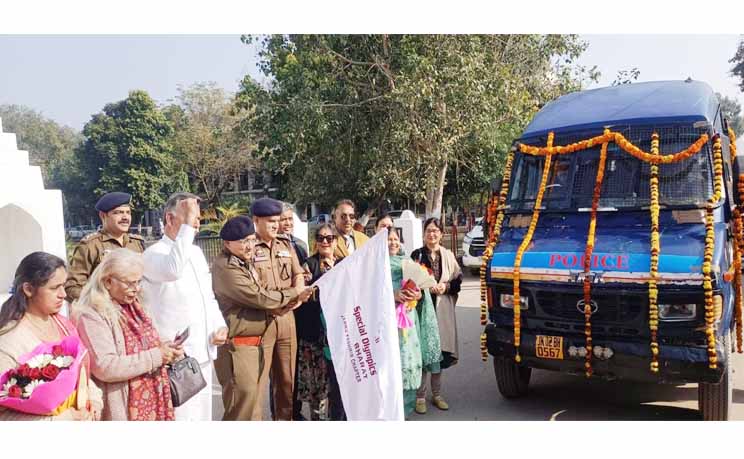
[{"xmin": 294, "ymin": 253, "xmax": 343, "ymax": 341}]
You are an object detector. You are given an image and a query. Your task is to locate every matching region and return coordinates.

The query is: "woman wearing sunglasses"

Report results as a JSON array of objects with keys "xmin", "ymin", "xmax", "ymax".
[
  {"xmin": 294, "ymin": 224, "xmax": 346, "ymax": 420},
  {"xmin": 74, "ymin": 249, "xmax": 184, "ymax": 420}
]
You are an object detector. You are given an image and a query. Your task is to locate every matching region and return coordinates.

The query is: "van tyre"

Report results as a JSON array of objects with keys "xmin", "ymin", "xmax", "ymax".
[
  {"xmin": 698, "ymin": 332, "xmax": 733, "ymax": 421},
  {"xmin": 494, "ymin": 357, "xmax": 531, "ymax": 398}
]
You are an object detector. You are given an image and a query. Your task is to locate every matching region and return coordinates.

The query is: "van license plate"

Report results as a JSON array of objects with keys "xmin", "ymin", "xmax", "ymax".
[{"xmin": 535, "ymin": 335, "xmax": 563, "ymax": 360}]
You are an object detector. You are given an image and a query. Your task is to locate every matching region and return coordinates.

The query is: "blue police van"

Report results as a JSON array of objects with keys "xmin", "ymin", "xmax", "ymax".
[{"xmin": 483, "ymin": 80, "xmax": 740, "ymax": 420}]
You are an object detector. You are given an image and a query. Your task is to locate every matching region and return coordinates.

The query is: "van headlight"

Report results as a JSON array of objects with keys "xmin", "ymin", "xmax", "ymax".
[
  {"xmin": 658, "ymin": 303, "xmax": 696, "ymax": 321},
  {"xmin": 500, "ymin": 294, "xmax": 528, "ymax": 310}
]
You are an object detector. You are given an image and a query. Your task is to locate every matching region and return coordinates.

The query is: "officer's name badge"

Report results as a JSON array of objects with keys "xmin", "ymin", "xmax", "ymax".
[{"xmin": 278, "ymin": 250, "xmax": 292, "ymax": 258}]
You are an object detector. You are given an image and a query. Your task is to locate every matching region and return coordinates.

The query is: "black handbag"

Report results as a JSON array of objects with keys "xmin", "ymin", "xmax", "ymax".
[{"xmin": 167, "ymin": 354, "xmax": 207, "ymax": 407}]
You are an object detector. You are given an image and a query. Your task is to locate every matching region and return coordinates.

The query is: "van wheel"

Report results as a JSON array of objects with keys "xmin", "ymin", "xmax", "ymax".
[
  {"xmin": 494, "ymin": 357, "xmax": 531, "ymax": 398},
  {"xmin": 698, "ymin": 332, "xmax": 733, "ymax": 420}
]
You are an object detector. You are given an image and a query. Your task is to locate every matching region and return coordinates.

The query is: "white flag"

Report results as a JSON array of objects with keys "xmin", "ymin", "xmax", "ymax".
[{"xmin": 313, "ymin": 230, "xmax": 404, "ymax": 420}]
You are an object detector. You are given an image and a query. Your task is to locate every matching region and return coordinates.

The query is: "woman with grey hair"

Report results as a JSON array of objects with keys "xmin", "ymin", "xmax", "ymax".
[{"xmin": 74, "ymin": 248, "xmax": 184, "ymax": 421}]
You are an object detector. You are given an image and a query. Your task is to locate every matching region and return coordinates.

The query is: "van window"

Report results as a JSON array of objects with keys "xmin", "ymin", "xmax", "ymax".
[{"xmin": 509, "ymin": 125, "xmax": 713, "ymax": 211}]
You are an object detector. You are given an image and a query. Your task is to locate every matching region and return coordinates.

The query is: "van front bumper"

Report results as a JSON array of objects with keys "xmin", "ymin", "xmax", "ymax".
[{"xmin": 484, "ymin": 324, "xmax": 725, "ymax": 384}]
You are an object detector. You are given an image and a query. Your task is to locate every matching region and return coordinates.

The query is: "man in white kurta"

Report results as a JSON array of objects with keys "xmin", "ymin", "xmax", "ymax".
[{"xmin": 142, "ymin": 193, "xmax": 227, "ymax": 421}]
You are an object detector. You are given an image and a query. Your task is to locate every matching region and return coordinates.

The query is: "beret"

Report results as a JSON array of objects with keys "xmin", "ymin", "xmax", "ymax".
[
  {"xmin": 220, "ymin": 216, "xmax": 255, "ymax": 241},
  {"xmin": 251, "ymin": 197, "xmax": 283, "ymax": 217},
  {"xmin": 95, "ymin": 192, "xmax": 132, "ymax": 212}
]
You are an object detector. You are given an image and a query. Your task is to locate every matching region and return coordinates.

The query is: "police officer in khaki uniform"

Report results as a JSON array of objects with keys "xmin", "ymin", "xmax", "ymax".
[
  {"xmin": 212, "ymin": 216, "xmax": 313, "ymax": 421},
  {"xmin": 251, "ymin": 197, "xmax": 306, "ymax": 420},
  {"xmin": 65, "ymin": 192, "xmax": 145, "ymax": 303}
]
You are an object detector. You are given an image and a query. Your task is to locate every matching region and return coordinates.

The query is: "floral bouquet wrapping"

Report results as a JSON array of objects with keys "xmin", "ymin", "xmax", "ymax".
[
  {"xmin": 396, "ymin": 259, "xmax": 437, "ymax": 339},
  {"xmin": 0, "ymin": 335, "xmax": 88, "ymax": 416}
]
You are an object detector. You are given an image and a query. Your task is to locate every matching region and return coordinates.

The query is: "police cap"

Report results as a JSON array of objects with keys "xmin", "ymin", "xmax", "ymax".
[
  {"xmin": 95, "ymin": 192, "xmax": 132, "ymax": 213},
  {"xmin": 251, "ymin": 197, "xmax": 283, "ymax": 217},
  {"xmin": 220, "ymin": 216, "xmax": 255, "ymax": 241}
]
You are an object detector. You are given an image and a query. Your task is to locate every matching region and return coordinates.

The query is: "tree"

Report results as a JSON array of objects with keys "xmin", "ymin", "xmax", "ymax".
[
  {"xmin": 166, "ymin": 82, "xmax": 259, "ymax": 207},
  {"xmin": 0, "ymin": 104, "xmax": 83, "ymax": 183},
  {"xmin": 78, "ymin": 90, "xmax": 186, "ymax": 217},
  {"xmin": 612, "ymin": 67, "xmax": 640, "ymax": 86},
  {"xmin": 731, "ymin": 38, "xmax": 744, "ymax": 92},
  {"xmin": 239, "ymin": 34, "xmax": 596, "ymax": 219},
  {"xmin": 718, "ymin": 92, "xmax": 744, "ymax": 137}
]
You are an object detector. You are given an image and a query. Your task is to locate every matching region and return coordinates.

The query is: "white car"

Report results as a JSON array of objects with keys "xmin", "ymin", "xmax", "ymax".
[{"xmin": 461, "ymin": 217, "xmax": 484, "ymax": 274}]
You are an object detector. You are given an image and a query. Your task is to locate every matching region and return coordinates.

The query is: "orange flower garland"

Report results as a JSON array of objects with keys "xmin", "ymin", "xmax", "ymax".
[
  {"xmin": 733, "ymin": 207, "xmax": 743, "ymax": 354},
  {"xmin": 513, "ymin": 133, "xmax": 554, "ymax": 363},
  {"xmin": 732, "ymin": 127, "xmax": 744, "ymax": 354},
  {"xmin": 648, "ymin": 133, "xmax": 661, "ymax": 373},
  {"xmin": 703, "ymin": 134, "xmax": 724, "ymax": 369},
  {"xmin": 518, "ymin": 130, "xmax": 709, "ymax": 165},
  {"xmin": 479, "ymin": 150, "xmax": 515, "ymax": 361},
  {"xmin": 581, "ymin": 132, "xmax": 610, "ymax": 377}
]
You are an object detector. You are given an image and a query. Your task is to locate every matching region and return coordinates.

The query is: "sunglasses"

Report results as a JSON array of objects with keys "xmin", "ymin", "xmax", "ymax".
[
  {"xmin": 316, "ymin": 235, "xmax": 336, "ymax": 243},
  {"xmin": 339, "ymin": 213, "xmax": 356, "ymax": 221}
]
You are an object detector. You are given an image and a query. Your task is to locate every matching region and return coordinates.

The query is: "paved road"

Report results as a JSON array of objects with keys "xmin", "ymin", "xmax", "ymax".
[{"xmin": 212, "ymin": 273, "xmax": 744, "ymax": 421}]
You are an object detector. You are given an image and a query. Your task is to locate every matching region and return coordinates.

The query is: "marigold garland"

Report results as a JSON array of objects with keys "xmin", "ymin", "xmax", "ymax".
[
  {"xmin": 518, "ymin": 131, "xmax": 709, "ymax": 165},
  {"xmin": 732, "ymin": 207, "xmax": 743, "ymax": 354},
  {"xmin": 479, "ymin": 150, "xmax": 515, "ymax": 361},
  {"xmin": 730, "ymin": 127, "xmax": 744, "ymax": 354},
  {"xmin": 703, "ymin": 134, "xmax": 724, "ymax": 369},
  {"xmin": 512, "ymin": 133, "xmax": 554, "ymax": 363},
  {"xmin": 580, "ymin": 132, "xmax": 610, "ymax": 377},
  {"xmin": 489, "ymin": 128, "xmax": 725, "ymax": 373},
  {"xmin": 648, "ymin": 133, "xmax": 661, "ymax": 373}
]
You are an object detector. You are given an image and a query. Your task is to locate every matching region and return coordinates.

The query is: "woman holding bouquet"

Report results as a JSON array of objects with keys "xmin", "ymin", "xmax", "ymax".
[
  {"xmin": 410, "ymin": 218, "xmax": 463, "ymax": 414},
  {"xmin": 388, "ymin": 230, "xmax": 441, "ymax": 418},
  {"xmin": 74, "ymin": 248, "xmax": 184, "ymax": 421},
  {"xmin": 0, "ymin": 251, "xmax": 102, "ymax": 421}
]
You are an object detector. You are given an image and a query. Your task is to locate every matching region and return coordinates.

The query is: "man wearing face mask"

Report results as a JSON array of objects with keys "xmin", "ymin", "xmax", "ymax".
[
  {"xmin": 212, "ymin": 216, "xmax": 313, "ymax": 420},
  {"xmin": 65, "ymin": 191, "xmax": 145, "ymax": 303},
  {"xmin": 141, "ymin": 192, "xmax": 228, "ymax": 421}
]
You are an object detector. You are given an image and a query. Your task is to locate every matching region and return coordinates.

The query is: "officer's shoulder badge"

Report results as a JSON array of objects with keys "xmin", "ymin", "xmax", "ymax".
[
  {"xmin": 227, "ymin": 254, "xmax": 244, "ymax": 267},
  {"xmin": 80, "ymin": 232, "xmax": 102, "ymax": 243},
  {"xmin": 129, "ymin": 233, "xmax": 144, "ymax": 241}
]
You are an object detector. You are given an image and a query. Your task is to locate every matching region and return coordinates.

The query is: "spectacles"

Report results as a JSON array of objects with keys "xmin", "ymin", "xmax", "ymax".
[
  {"xmin": 339, "ymin": 213, "xmax": 356, "ymax": 221},
  {"xmin": 425, "ymin": 228, "xmax": 442, "ymax": 234},
  {"xmin": 112, "ymin": 277, "xmax": 142, "ymax": 290},
  {"xmin": 238, "ymin": 237, "xmax": 257, "ymax": 246},
  {"xmin": 316, "ymin": 235, "xmax": 336, "ymax": 243}
]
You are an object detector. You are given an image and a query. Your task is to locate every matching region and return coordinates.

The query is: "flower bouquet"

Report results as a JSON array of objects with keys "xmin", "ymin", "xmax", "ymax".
[
  {"xmin": 0, "ymin": 335, "xmax": 88, "ymax": 416},
  {"xmin": 396, "ymin": 259, "xmax": 437, "ymax": 339}
]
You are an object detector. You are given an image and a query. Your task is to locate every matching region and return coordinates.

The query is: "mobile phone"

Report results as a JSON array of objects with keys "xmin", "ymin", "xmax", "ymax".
[{"xmin": 174, "ymin": 327, "xmax": 190, "ymax": 345}]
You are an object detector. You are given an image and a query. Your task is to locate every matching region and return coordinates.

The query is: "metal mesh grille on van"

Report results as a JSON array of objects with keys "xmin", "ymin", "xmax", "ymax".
[{"xmin": 510, "ymin": 125, "xmax": 713, "ymax": 211}]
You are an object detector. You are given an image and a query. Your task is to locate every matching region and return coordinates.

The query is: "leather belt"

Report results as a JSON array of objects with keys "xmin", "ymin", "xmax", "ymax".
[{"xmin": 232, "ymin": 336, "xmax": 262, "ymax": 346}]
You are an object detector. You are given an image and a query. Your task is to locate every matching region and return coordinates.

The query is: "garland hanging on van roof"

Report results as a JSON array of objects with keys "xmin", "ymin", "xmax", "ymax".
[
  {"xmin": 491, "ymin": 129, "xmax": 721, "ymax": 373},
  {"xmin": 480, "ymin": 149, "xmax": 515, "ymax": 361}
]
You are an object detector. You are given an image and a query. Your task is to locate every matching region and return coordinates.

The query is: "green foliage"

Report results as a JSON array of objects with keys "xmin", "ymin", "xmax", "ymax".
[
  {"xmin": 201, "ymin": 202, "xmax": 248, "ymax": 234},
  {"xmin": 0, "ymin": 104, "xmax": 83, "ymax": 182},
  {"xmin": 718, "ymin": 92, "xmax": 744, "ymax": 137},
  {"xmin": 612, "ymin": 67, "xmax": 640, "ymax": 86},
  {"xmin": 78, "ymin": 90, "xmax": 184, "ymax": 216},
  {"xmin": 239, "ymin": 34, "xmax": 596, "ymax": 217},
  {"xmin": 731, "ymin": 39, "xmax": 744, "ymax": 93},
  {"xmin": 165, "ymin": 82, "xmax": 259, "ymax": 206}
]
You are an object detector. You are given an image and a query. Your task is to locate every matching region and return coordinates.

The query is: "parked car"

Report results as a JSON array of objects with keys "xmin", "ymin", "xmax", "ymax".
[
  {"xmin": 308, "ymin": 213, "xmax": 332, "ymax": 226},
  {"xmin": 462, "ymin": 217, "xmax": 484, "ymax": 274},
  {"xmin": 67, "ymin": 225, "xmax": 96, "ymax": 241}
]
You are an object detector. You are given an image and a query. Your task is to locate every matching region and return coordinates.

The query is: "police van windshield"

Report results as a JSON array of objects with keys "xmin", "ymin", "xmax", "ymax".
[{"xmin": 507, "ymin": 125, "xmax": 714, "ymax": 211}]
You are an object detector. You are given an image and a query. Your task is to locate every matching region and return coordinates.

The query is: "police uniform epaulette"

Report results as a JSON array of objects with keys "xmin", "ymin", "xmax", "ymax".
[
  {"xmin": 276, "ymin": 234, "xmax": 291, "ymax": 241},
  {"xmin": 80, "ymin": 232, "xmax": 103, "ymax": 243},
  {"xmin": 129, "ymin": 233, "xmax": 144, "ymax": 240},
  {"xmin": 227, "ymin": 254, "xmax": 245, "ymax": 267}
]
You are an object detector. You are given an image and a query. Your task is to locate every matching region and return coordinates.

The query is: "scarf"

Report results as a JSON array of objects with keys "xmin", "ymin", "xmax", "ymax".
[{"xmin": 119, "ymin": 300, "xmax": 174, "ymax": 421}]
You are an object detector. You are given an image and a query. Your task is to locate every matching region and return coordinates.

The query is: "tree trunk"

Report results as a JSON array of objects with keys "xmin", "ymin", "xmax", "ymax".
[
  {"xmin": 425, "ymin": 163, "xmax": 448, "ymax": 219},
  {"xmin": 359, "ymin": 194, "xmax": 386, "ymax": 227}
]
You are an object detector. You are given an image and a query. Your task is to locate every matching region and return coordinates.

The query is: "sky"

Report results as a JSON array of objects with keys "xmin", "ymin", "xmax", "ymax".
[{"xmin": 0, "ymin": 34, "xmax": 743, "ymax": 131}]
